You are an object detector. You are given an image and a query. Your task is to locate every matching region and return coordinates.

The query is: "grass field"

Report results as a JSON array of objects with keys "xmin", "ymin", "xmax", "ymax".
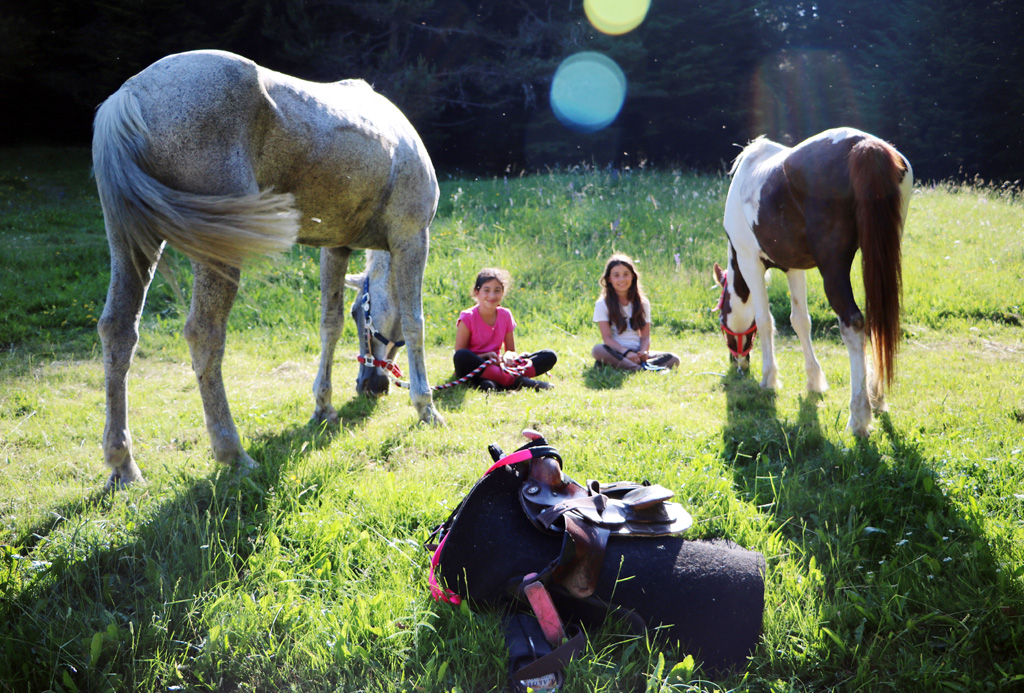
[{"xmin": 1, "ymin": 147, "xmax": 1023, "ymax": 692}]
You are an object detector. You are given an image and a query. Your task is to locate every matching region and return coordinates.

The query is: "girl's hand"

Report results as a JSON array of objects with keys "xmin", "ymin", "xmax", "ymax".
[
  {"xmin": 626, "ymin": 351, "xmax": 642, "ymax": 364},
  {"xmin": 502, "ymin": 351, "xmax": 518, "ymax": 366},
  {"xmin": 637, "ymin": 350, "xmax": 650, "ymax": 362},
  {"xmin": 482, "ymin": 351, "xmax": 499, "ymax": 361}
]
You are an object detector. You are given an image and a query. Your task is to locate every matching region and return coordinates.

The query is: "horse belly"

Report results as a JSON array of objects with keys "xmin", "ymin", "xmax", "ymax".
[{"xmin": 275, "ymin": 138, "xmax": 394, "ymax": 248}]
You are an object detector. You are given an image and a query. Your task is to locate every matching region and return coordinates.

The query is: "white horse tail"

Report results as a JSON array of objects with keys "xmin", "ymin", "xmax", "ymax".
[{"xmin": 92, "ymin": 87, "xmax": 299, "ymax": 275}]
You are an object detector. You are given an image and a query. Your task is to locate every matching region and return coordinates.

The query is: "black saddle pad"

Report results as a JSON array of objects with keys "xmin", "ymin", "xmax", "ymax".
[{"xmin": 435, "ymin": 464, "xmax": 766, "ymax": 672}]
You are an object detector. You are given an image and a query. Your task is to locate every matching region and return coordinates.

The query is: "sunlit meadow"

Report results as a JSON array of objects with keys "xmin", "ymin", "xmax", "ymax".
[{"xmin": 1, "ymin": 148, "xmax": 1023, "ymax": 691}]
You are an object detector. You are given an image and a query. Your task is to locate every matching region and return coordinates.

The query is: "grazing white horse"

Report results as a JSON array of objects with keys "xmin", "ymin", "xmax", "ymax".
[
  {"xmin": 713, "ymin": 128, "xmax": 913, "ymax": 436},
  {"xmin": 93, "ymin": 49, "xmax": 442, "ymax": 489}
]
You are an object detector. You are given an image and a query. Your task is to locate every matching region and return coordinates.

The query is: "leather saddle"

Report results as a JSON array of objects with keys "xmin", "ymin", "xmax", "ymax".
[
  {"xmin": 511, "ymin": 441, "xmax": 691, "ymax": 599},
  {"xmin": 427, "ymin": 431, "xmax": 766, "ymax": 676}
]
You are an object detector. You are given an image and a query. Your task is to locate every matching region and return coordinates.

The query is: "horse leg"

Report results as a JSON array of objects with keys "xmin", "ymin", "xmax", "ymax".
[
  {"xmin": 785, "ymin": 270, "xmax": 828, "ymax": 393},
  {"xmin": 98, "ymin": 244, "xmax": 162, "ymax": 489},
  {"xmin": 868, "ymin": 370, "xmax": 888, "ymax": 413},
  {"xmin": 312, "ymin": 246, "xmax": 351, "ymax": 424},
  {"xmin": 819, "ymin": 269, "xmax": 872, "ymax": 436},
  {"xmin": 390, "ymin": 239, "xmax": 444, "ymax": 425},
  {"xmin": 183, "ymin": 261, "xmax": 256, "ymax": 469},
  {"xmin": 839, "ymin": 321, "xmax": 872, "ymax": 436}
]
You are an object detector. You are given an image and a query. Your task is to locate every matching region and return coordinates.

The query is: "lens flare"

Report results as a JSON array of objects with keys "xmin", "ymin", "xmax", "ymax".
[
  {"xmin": 550, "ymin": 52, "xmax": 627, "ymax": 134},
  {"xmin": 584, "ymin": 0, "xmax": 650, "ymax": 35}
]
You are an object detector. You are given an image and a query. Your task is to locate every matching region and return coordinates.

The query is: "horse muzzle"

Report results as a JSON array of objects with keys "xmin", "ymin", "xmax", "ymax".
[{"xmin": 356, "ymin": 369, "xmax": 391, "ymax": 397}]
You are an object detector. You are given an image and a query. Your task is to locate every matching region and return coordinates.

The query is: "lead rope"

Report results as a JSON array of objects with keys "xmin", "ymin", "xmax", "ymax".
[{"xmin": 358, "ymin": 351, "xmax": 533, "ymax": 391}]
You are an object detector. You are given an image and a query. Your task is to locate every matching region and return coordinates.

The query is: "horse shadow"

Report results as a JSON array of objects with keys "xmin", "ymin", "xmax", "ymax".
[
  {"xmin": 432, "ymin": 378, "xmax": 469, "ymax": 411},
  {"xmin": 718, "ymin": 374, "xmax": 1019, "ymax": 679},
  {"xmin": 0, "ymin": 433, "xmax": 305, "ymax": 690},
  {"xmin": 582, "ymin": 363, "xmax": 630, "ymax": 390}
]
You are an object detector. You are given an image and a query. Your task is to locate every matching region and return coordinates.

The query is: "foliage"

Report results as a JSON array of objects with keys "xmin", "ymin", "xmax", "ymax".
[
  {"xmin": 1, "ymin": 149, "xmax": 1023, "ymax": 691},
  {"xmin": 2, "ymin": 0, "xmax": 1022, "ymax": 180}
]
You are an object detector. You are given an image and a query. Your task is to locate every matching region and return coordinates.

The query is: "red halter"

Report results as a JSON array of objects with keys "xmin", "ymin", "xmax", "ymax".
[{"xmin": 716, "ymin": 275, "xmax": 757, "ymax": 359}]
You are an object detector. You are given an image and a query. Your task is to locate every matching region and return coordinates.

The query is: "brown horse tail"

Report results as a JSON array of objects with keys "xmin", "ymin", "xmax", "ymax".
[
  {"xmin": 850, "ymin": 138, "xmax": 908, "ymax": 392},
  {"xmin": 92, "ymin": 87, "xmax": 299, "ymax": 276}
]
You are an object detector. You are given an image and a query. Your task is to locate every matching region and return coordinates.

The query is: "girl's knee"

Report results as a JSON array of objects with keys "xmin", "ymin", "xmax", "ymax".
[
  {"xmin": 531, "ymin": 349, "xmax": 557, "ymax": 373},
  {"xmin": 453, "ymin": 349, "xmax": 481, "ymax": 375}
]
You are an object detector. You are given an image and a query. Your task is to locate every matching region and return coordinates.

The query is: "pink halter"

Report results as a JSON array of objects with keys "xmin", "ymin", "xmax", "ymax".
[{"xmin": 716, "ymin": 275, "xmax": 757, "ymax": 359}]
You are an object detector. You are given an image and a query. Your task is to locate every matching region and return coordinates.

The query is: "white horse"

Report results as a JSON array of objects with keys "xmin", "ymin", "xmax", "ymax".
[
  {"xmin": 93, "ymin": 50, "xmax": 442, "ymax": 489},
  {"xmin": 713, "ymin": 128, "xmax": 913, "ymax": 436}
]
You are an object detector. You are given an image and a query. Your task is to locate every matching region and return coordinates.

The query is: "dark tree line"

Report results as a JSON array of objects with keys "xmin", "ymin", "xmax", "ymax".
[{"xmin": 2, "ymin": 0, "xmax": 1022, "ymax": 181}]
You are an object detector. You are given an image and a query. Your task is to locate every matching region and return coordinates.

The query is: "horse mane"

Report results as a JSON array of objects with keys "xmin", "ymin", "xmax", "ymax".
[{"xmin": 729, "ymin": 135, "xmax": 786, "ymax": 175}]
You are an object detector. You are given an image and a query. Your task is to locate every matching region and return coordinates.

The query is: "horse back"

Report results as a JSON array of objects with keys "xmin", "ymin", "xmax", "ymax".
[
  {"xmin": 751, "ymin": 129, "xmax": 877, "ymax": 270},
  {"xmin": 119, "ymin": 50, "xmax": 437, "ymax": 250},
  {"xmin": 256, "ymin": 73, "xmax": 438, "ymax": 248}
]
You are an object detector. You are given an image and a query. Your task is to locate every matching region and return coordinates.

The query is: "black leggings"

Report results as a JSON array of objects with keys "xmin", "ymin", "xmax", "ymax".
[{"xmin": 453, "ymin": 349, "xmax": 557, "ymax": 385}]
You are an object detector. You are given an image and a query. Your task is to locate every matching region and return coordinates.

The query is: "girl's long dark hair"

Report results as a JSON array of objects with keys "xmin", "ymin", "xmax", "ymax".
[{"xmin": 600, "ymin": 254, "xmax": 647, "ymax": 333}]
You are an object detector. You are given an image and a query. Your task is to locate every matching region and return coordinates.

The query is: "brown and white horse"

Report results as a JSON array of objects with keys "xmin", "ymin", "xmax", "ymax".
[
  {"xmin": 713, "ymin": 128, "xmax": 913, "ymax": 437},
  {"xmin": 93, "ymin": 50, "xmax": 443, "ymax": 489}
]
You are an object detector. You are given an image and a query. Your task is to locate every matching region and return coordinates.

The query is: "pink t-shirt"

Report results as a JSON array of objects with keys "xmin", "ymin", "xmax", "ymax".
[{"xmin": 457, "ymin": 305, "xmax": 516, "ymax": 355}]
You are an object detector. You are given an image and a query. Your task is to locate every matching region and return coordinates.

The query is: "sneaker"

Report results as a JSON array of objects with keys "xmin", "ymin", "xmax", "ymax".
[
  {"xmin": 516, "ymin": 377, "xmax": 553, "ymax": 391},
  {"xmin": 476, "ymin": 379, "xmax": 498, "ymax": 391}
]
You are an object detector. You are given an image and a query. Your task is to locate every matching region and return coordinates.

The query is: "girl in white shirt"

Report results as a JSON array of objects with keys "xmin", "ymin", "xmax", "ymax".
[{"xmin": 592, "ymin": 254, "xmax": 680, "ymax": 370}]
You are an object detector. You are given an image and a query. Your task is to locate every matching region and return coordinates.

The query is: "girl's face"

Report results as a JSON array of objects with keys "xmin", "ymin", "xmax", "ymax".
[
  {"xmin": 608, "ymin": 264, "xmax": 635, "ymax": 296},
  {"xmin": 474, "ymin": 278, "xmax": 505, "ymax": 308}
]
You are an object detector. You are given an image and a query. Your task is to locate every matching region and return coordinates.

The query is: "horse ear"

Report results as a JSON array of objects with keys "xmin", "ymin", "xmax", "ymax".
[{"xmin": 712, "ymin": 262, "xmax": 725, "ymax": 286}]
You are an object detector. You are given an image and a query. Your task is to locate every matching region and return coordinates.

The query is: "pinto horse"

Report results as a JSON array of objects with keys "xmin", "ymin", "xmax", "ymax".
[
  {"xmin": 93, "ymin": 50, "xmax": 442, "ymax": 489},
  {"xmin": 713, "ymin": 128, "xmax": 913, "ymax": 437}
]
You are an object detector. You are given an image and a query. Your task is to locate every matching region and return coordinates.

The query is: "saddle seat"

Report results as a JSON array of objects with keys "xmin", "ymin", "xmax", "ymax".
[{"xmin": 513, "ymin": 448, "xmax": 692, "ymax": 600}]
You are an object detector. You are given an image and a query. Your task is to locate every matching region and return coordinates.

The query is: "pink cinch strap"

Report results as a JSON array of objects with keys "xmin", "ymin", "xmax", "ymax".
[
  {"xmin": 429, "ymin": 447, "xmax": 536, "ymax": 604},
  {"xmin": 482, "ymin": 447, "xmax": 533, "ymax": 475},
  {"xmin": 523, "ymin": 579, "xmax": 566, "ymax": 645},
  {"xmin": 429, "ymin": 532, "xmax": 461, "ymax": 604}
]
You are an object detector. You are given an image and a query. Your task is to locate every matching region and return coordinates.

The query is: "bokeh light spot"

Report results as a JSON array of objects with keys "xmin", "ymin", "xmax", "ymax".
[
  {"xmin": 584, "ymin": 0, "xmax": 650, "ymax": 35},
  {"xmin": 550, "ymin": 52, "xmax": 627, "ymax": 134}
]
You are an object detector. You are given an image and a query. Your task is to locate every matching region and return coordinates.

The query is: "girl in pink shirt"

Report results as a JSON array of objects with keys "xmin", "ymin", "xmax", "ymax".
[{"xmin": 453, "ymin": 268, "xmax": 557, "ymax": 390}]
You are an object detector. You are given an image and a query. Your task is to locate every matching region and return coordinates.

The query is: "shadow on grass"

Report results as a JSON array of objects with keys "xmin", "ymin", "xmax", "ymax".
[
  {"xmin": 0, "ymin": 460, "xmax": 290, "ymax": 690},
  {"xmin": 582, "ymin": 363, "xmax": 630, "ymax": 390},
  {"xmin": 432, "ymin": 378, "xmax": 469, "ymax": 411},
  {"xmin": 10, "ymin": 489, "xmax": 120, "ymax": 556},
  {"xmin": 0, "ymin": 403, "xmax": 324, "ymax": 690},
  {"xmin": 718, "ymin": 372, "xmax": 1024, "ymax": 688}
]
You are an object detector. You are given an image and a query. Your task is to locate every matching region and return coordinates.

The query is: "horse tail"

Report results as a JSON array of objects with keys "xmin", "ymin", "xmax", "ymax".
[
  {"xmin": 850, "ymin": 138, "xmax": 908, "ymax": 392},
  {"xmin": 92, "ymin": 87, "xmax": 299, "ymax": 276}
]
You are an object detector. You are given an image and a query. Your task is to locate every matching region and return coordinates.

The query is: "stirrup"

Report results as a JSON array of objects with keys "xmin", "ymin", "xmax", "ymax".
[{"xmin": 505, "ymin": 611, "xmax": 567, "ymax": 693}]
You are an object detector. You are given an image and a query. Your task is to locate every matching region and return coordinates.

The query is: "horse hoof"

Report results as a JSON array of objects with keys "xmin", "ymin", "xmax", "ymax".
[
  {"xmin": 847, "ymin": 420, "xmax": 872, "ymax": 438},
  {"xmin": 420, "ymin": 407, "xmax": 445, "ymax": 426},
  {"xmin": 312, "ymin": 407, "xmax": 339, "ymax": 426},
  {"xmin": 105, "ymin": 461, "xmax": 146, "ymax": 491},
  {"xmin": 237, "ymin": 452, "xmax": 259, "ymax": 473}
]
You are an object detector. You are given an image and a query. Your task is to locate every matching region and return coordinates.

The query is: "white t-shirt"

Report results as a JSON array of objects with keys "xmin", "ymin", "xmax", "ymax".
[{"xmin": 593, "ymin": 296, "xmax": 650, "ymax": 352}]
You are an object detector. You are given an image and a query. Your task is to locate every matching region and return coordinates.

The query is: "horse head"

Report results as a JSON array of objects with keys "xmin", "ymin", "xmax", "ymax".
[
  {"xmin": 712, "ymin": 260, "xmax": 756, "ymax": 372},
  {"xmin": 347, "ymin": 250, "xmax": 404, "ymax": 397}
]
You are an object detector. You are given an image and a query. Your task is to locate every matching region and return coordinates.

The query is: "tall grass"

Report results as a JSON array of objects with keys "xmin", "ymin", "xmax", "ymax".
[{"xmin": 1, "ymin": 149, "xmax": 1023, "ymax": 692}]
